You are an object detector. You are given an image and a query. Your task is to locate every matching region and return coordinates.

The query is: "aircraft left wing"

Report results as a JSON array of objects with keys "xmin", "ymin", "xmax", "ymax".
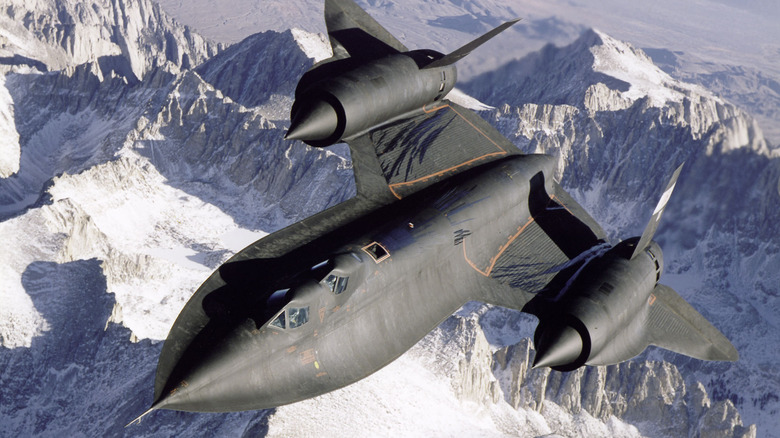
[
  {"xmin": 342, "ymin": 97, "xmax": 608, "ymax": 309},
  {"xmin": 346, "ymin": 99, "xmax": 521, "ymax": 199}
]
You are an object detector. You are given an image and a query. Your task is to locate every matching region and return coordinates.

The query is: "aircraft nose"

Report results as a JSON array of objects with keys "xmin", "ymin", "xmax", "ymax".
[{"xmin": 153, "ymin": 319, "xmax": 271, "ymax": 412}]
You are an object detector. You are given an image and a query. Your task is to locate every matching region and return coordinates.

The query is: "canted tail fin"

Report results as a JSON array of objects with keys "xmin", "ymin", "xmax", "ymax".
[
  {"xmin": 324, "ymin": 0, "xmax": 408, "ymax": 60},
  {"xmin": 646, "ymin": 284, "xmax": 738, "ymax": 361},
  {"xmin": 423, "ymin": 18, "xmax": 522, "ymax": 69},
  {"xmin": 631, "ymin": 163, "xmax": 684, "ymax": 259}
]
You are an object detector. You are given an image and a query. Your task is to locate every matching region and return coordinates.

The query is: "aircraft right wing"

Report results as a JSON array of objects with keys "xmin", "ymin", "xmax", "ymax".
[{"xmin": 646, "ymin": 284, "xmax": 739, "ymax": 361}]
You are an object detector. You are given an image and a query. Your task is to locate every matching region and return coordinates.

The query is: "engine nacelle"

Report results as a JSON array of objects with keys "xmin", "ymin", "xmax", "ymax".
[
  {"xmin": 530, "ymin": 239, "xmax": 664, "ymax": 371},
  {"xmin": 287, "ymin": 50, "xmax": 457, "ymax": 147}
]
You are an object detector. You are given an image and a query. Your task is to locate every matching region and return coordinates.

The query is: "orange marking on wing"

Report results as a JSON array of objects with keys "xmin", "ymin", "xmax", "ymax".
[
  {"xmin": 387, "ymin": 103, "xmax": 508, "ymax": 199},
  {"xmin": 549, "ymin": 194, "xmax": 574, "ymax": 215},
  {"xmin": 463, "ymin": 216, "xmax": 535, "ymax": 276},
  {"xmin": 649, "ymin": 294, "xmax": 657, "ymax": 306}
]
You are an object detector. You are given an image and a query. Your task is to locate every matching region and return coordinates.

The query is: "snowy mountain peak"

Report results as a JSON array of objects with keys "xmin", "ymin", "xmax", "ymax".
[
  {"xmin": 467, "ymin": 27, "xmax": 736, "ymax": 116},
  {"xmin": 291, "ymin": 28, "xmax": 332, "ymax": 62},
  {"xmin": 586, "ymin": 28, "xmax": 720, "ymax": 109},
  {"xmin": 0, "ymin": 3, "xmax": 774, "ymax": 435},
  {"xmin": 0, "ymin": 0, "xmax": 220, "ymax": 81}
]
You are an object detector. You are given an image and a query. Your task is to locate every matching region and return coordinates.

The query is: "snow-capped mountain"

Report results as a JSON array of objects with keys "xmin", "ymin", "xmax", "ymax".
[
  {"xmin": 461, "ymin": 28, "xmax": 779, "ymax": 435},
  {"xmin": 0, "ymin": 0, "xmax": 219, "ymax": 80},
  {"xmin": 151, "ymin": 0, "xmax": 780, "ymax": 148},
  {"xmin": 0, "ymin": 0, "xmax": 774, "ymax": 436}
]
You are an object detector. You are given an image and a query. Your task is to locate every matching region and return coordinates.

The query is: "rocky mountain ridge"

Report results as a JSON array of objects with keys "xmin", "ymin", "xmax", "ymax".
[
  {"xmin": 0, "ymin": 0, "xmax": 221, "ymax": 182},
  {"xmin": 0, "ymin": 0, "xmax": 773, "ymax": 436},
  {"xmin": 0, "ymin": 0, "xmax": 219, "ymax": 79},
  {"xmin": 462, "ymin": 28, "xmax": 778, "ymax": 435}
]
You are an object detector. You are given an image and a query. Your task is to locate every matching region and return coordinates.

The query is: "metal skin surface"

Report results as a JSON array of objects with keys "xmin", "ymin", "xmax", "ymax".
[
  {"xmin": 157, "ymin": 156, "xmax": 553, "ymax": 412},
  {"xmin": 528, "ymin": 240, "xmax": 665, "ymax": 371},
  {"xmin": 288, "ymin": 51, "xmax": 457, "ymax": 146},
  {"xmin": 132, "ymin": 0, "xmax": 737, "ymax": 422}
]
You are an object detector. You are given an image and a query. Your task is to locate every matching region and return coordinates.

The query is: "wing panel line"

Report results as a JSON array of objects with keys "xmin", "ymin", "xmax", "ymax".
[
  {"xmin": 463, "ymin": 216, "xmax": 535, "ymax": 276},
  {"xmin": 387, "ymin": 102, "xmax": 509, "ymax": 199}
]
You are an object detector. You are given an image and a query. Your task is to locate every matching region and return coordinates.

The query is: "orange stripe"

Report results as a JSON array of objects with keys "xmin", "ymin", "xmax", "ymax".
[
  {"xmin": 549, "ymin": 194, "xmax": 574, "ymax": 215},
  {"xmin": 464, "ymin": 216, "xmax": 535, "ymax": 276},
  {"xmin": 388, "ymin": 103, "xmax": 508, "ymax": 199}
]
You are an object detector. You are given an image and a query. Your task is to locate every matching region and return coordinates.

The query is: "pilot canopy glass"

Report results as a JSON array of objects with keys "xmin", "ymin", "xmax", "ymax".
[
  {"xmin": 269, "ymin": 306, "xmax": 310, "ymax": 330},
  {"xmin": 324, "ymin": 274, "xmax": 348, "ymax": 294}
]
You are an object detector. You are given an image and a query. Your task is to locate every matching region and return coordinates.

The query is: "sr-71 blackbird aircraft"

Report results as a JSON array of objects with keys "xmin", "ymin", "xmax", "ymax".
[{"xmin": 133, "ymin": 0, "xmax": 737, "ymax": 421}]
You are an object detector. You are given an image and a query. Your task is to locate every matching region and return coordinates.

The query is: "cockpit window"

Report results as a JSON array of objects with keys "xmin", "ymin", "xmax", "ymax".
[
  {"xmin": 324, "ymin": 274, "xmax": 349, "ymax": 294},
  {"xmin": 270, "ymin": 311, "xmax": 286, "ymax": 329},
  {"xmin": 288, "ymin": 307, "xmax": 309, "ymax": 328},
  {"xmin": 269, "ymin": 306, "xmax": 309, "ymax": 330},
  {"xmin": 362, "ymin": 242, "xmax": 389, "ymax": 263}
]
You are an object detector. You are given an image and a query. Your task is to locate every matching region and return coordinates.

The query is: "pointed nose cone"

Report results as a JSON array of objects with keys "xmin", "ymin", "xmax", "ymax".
[
  {"xmin": 532, "ymin": 324, "xmax": 583, "ymax": 369},
  {"xmin": 285, "ymin": 100, "xmax": 339, "ymax": 143},
  {"xmin": 152, "ymin": 321, "xmax": 273, "ymax": 413}
]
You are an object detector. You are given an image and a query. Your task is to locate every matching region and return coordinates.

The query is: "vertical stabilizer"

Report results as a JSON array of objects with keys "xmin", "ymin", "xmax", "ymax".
[
  {"xmin": 423, "ymin": 18, "xmax": 521, "ymax": 69},
  {"xmin": 631, "ymin": 163, "xmax": 684, "ymax": 259},
  {"xmin": 324, "ymin": 0, "xmax": 408, "ymax": 60}
]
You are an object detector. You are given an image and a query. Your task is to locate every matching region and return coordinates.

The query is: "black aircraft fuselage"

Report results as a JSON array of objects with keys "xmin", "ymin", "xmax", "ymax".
[
  {"xmin": 158, "ymin": 155, "xmax": 557, "ymax": 411},
  {"xmin": 133, "ymin": 0, "xmax": 737, "ymax": 422}
]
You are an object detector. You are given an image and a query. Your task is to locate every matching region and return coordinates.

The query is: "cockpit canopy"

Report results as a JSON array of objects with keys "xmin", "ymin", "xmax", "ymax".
[
  {"xmin": 265, "ymin": 251, "xmax": 365, "ymax": 330},
  {"xmin": 323, "ymin": 273, "xmax": 348, "ymax": 294},
  {"xmin": 270, "ymin": 306, "xmax": 310, "ymax": 330}
]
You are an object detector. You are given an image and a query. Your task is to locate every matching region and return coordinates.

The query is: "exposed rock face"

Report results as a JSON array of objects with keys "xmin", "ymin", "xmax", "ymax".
[
  {"xmin": 0, "ymin": 2, "xmax": 772, "ymax": 436},
  {"xmin": 0, "ymin": 0, "xmax": 221, "ymax": 180},
  {"xmin": 194, "ymin": 29, "xmax": 322, "ymax": 115},
  {"xmin": 0, "ymin": 0, "xmax": 220, "ymax": 80},
  {"xmin": 463, "ymin": 29, "xmax": 777, "ymax": 436}
]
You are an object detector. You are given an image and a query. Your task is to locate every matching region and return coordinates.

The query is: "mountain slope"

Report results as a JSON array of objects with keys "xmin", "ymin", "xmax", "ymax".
[
  {"xmin": 0, "ymin": 0, "xmax": 219, "ymax": 80},
  {"xmin": 0, "ymin": 1, "xmax": 771, "ymax": 436},
  {"xmin": 461, "ymin": 29, "xmax": 778, "ymax": 435}
]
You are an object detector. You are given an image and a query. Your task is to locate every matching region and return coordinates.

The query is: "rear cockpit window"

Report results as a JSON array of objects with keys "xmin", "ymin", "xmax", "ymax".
[
  {"xmin": 324, "ymin": 274, "xmax": 349, "ymax": 294},
  {"xmin": 363, "ymin": 242, "xmax": 390, "ymax": 263},
  {"xmin": 288, "ymin": 307, "xmax": 309, "ymax": 328},
  {"xmin": 270, "ymin": 312, "xmax": 286, "ymax": 329}
]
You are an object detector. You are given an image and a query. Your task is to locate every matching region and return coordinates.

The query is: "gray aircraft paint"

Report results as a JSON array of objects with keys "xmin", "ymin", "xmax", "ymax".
[{"xmin": 132, "ymin": 0, "xmax": 737, "ymax": 422}]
